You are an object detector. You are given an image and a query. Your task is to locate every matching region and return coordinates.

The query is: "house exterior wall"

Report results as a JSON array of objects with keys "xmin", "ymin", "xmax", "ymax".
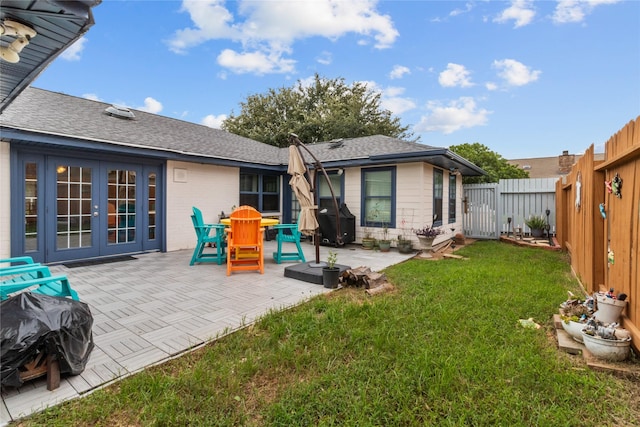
[
  {"xmin": 0, "ymin": 141, "xmax": 10, "ymax": 258},
  {"xmin": 338, "ymin": 162, "xmax": 461, "ymax": 247},
  {"xmin": 165, "ymin": 161, "xmax": 239, "ymax": 252}
]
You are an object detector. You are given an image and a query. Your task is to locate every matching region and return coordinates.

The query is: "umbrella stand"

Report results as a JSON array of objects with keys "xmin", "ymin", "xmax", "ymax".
[{"xmin": 289, "ymin": 134, "xmax": 343, "ymax": 267}]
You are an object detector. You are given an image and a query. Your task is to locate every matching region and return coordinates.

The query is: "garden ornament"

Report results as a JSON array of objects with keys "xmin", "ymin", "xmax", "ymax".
[
  {"xmin": 605, "ymin": 180, "xmax": 612, "ymax": 194},
  {"xmin": 611, "ymin": 173, "xmax": 622, "ymax": 198},
  {"xmin": 599, "ymin": 203, "xmax": 606, "ymax": 219}
]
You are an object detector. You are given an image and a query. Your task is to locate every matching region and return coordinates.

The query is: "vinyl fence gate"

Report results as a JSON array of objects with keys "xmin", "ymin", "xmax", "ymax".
[
  {"xmin": 463, "ymin": 183, "xmax": 501, "ymax": 239},
  {"xmin": 463, "ymin": 178, "xmax": 559, "ymax": 240}
]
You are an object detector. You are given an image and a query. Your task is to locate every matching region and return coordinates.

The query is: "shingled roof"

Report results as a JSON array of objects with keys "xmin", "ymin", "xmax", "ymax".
[{"xmin": 1, "ymin": 87, "xmax": 485, "ymax": 175}]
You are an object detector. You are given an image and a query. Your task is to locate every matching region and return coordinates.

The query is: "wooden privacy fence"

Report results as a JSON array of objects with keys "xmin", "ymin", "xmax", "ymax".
[
  {"xmin": 556, "ymin": 115, "xmax": 639, "ymax": 351},
  {"xmin": 463, "ymin": 178, "xmax": 558, "ymax": 239}
]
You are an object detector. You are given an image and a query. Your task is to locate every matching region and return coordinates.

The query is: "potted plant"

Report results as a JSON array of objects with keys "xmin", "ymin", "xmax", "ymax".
[
  {"xmin": 361, "ymin": 206, "xmax": 380, "ymax": 250},
  {"xmin": 322, "ymin": 250, "xmax": 340, "ymax": 289},
  {"xmin": 396, "ymin": 234, "xmax": 413, "ymax": 254},
  {"xmin": 361, "ymin": 228, "xmax": 376, "ymax": 250},
  {"xmin": 413, "ymin": 225, "xmax": 443, "ymax": 250},
  {"xmin": 524, "ymin": 215, "xmax": 547, "ymax": 238},
  {"xmin": 378, "ymin": 224, "xmax": 391, "ymax": 252}
]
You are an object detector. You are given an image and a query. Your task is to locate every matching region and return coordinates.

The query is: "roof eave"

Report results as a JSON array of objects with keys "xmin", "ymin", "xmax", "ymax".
[{"xmin": 370, "ymin": 149, "xmax": 487, "ymax": 176}]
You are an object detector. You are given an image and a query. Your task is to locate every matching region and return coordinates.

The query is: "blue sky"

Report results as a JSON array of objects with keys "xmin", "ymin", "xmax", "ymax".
[{"xmin": 33, "ymin": 0, "xmax": 639, "ymax": 159}]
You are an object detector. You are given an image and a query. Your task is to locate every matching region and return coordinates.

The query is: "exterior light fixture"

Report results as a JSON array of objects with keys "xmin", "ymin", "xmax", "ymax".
[{"xmin": 0, "ymin": 20, "xmax": 37, "ymax": 63}]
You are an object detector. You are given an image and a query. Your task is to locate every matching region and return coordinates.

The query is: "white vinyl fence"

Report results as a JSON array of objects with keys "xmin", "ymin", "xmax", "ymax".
[{"xmin": 463, "ymin": 178, "xmax": 558, "ymax": 239}]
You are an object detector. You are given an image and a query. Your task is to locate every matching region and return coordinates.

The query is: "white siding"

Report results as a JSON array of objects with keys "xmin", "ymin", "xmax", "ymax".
[
  {"xmin": 339, "ymin": 162, "xmax": 457, "ymax": 247},
  {"xmin": 166, "ymin": 161, "xmax": 239, "ymax": 252},
  {"xmin": 0, "ymin": 141, "xmax": 10, "ymax": 258}
]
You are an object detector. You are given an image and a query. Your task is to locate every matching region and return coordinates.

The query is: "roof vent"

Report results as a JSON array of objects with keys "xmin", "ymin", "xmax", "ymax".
[
  {"xmin": 328, "ymin": 138, "xmax": 344, "ymax": 149},
  {"xmin": 522, "ymin": 165, "xmax": 531, "ymax": 170},
  {"xmin": 105, "ymin": 104, "xmax": 135, "ymax": 119}
]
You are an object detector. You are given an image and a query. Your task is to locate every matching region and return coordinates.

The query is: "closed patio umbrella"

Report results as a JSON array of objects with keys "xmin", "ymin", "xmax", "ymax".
[{"xmin": 288, "ymin": 145, "xmax": 318, "ymax": 235}]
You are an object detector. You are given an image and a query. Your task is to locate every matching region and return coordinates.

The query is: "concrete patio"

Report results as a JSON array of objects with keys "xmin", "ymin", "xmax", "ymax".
[{"xmin": 1, "ymin": 241, "xmax": 415, "ymax": 424}]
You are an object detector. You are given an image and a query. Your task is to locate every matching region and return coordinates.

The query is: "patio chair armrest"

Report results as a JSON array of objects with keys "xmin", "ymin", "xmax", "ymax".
[
  {"xmin": 0, "ymin": 256, "xmax": 36, "ymax": 268},
  {"xmin": 1, "ymin": 264, "xmax": 50, "ymax": 279},
  {"xmin": 1, "ymin": 274, "xmax": 78, "ymax": 301}
]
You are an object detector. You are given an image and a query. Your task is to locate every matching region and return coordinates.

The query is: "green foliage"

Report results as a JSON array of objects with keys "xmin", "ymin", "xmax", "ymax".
[
  {"xmin": 449, "ymin": 142, "xmax": 529, "ymax": 183},
  {"xmin": 525, "ymin": 214, "xmax": 548, "ymax": 230},
  {"xmin": 222, "ymin": 73, "xmax": 415, "ymax": 147},
  {"xmin": 326, "ymin": 250, "xmax": 337, "ymax": 269}
]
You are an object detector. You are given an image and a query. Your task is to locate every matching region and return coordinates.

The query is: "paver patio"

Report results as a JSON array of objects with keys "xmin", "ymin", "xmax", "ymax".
[{"xmin": 1, "ymin": 240, "xmax": 414, "ymax": 424}]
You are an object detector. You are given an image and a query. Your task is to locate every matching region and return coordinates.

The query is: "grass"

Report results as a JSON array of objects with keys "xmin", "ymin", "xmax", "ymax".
[{"xmin": 17, "ymin": 241, "xmax": 639, "ymax": 426}]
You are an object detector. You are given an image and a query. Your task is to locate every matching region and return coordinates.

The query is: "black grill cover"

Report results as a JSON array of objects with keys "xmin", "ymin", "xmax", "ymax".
[
  {"xmin": 1, "ymin": 292, "xmax": 94, "ymax": 388},
  {"xmin": 318, "ymin": 203, "xmax": 356, "ymax": 246}
]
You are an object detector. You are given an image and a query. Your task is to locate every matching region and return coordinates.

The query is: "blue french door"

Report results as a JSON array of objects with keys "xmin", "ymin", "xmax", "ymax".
[{"xmin": 15, "ymin": 153, "xmax": 162, "ymax": 263}]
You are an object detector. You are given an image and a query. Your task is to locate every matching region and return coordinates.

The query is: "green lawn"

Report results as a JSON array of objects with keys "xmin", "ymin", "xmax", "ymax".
[{"xmin": 20, "ymin": 241, "xmax": 639, "ymax": 426}]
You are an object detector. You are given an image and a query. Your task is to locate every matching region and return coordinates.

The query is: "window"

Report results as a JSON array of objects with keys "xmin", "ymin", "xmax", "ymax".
[
  {"xmin": 449, "ymin": 173, "xmax": 456, "ymax": 223},
  {"xmin": 24, "ymin": 162, "xmax": 38, "ymax": 252},
  {"xmin": 361, "ymin": 167, "xmax": 395, "ymax": 227},
  {"xmin": 240, "ymin": 172, "xmax": 280, "ymax": 212},
  {"xmin": 318, "ymin": 172, "xmax": 342, "ymax": 211},
  {"xmin": 433, "ymin": 169, "xmax": 443, "ymax": 226}
]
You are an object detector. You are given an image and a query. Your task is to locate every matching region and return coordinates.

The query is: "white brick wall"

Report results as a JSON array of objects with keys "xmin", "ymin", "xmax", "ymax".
[
  {"xmin": 0, "ymin": 141, "xmax": 10, "ymax": 258},
  {"xmin": 166, "ymin": 161, "xmax": 239, "ymax": 252}
]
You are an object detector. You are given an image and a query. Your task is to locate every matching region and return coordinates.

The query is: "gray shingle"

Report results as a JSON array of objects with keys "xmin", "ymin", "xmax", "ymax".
[{"xmin": 1, "ymin": 87, "xmax": 482, "ymax": 175}]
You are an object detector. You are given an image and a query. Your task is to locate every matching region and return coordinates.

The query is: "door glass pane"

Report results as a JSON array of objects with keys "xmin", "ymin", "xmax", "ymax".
[
  {"xmin": 56, "ymin": 165, "xmax": 92, "ymax": 249},
  {"xmin": 108, "ymin": 169, "xmax": 136, "ymax": 244},
  {"xmin": 25, "ymin": 162, "xmax": 38, "ymax": 251},
  {"xmin": 148, "ymin": 172, "xmax": 156, "ymax": 241}
]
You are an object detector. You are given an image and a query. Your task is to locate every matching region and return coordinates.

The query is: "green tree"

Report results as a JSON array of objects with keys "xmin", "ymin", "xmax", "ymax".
[
  {"xmin": 222, "ymin": 74, "xmax": 414, "ymax": 147},
  {"xmin": 449, "ymin": 143, "xmax": 529, "ymax": 184}
]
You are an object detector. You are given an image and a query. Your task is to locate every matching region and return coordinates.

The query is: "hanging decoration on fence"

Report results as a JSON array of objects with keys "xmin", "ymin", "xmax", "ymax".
[
  {"xmin": 575, "ymin": 171, "xmax": 582, "ymax": 212},
  {"xmin": 611, "ymin": 173, "xmax": 622, "ymax": 198},
  {"xmin": 599, "ymin": 203, "xmax": 606, "ymax": 219}
]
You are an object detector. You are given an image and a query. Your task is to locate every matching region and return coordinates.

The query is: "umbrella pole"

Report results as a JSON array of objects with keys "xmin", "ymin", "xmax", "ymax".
[{"xmin": 289, "ymin": 134, "xmax": 343, "ymax": 266}]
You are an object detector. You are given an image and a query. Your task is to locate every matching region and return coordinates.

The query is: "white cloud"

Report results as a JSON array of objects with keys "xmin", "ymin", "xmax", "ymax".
[
  {"xmin": 168, "ymin": 0, "xmax": 398, "ymax": 75},
  {"xmin": 137, "ymin": 97, "xmax": 163, "ymax": 114},
  {"xmin": 485, "ymin": 82, "xmax": 498, "ymax": 91},
  {"xmin": 82, "ymin": 93, "xmax": 101, "ymax": 101},
  {"xmin": 493, "ymin": 59, "xmax": 541, "ymax": 86},
  {"xmin": 217, "ymin": 48, "xmax": 295, "ymax": 74},
  {"xmin": 415, "ymin": 97, "xmax": 491, "ymax": 134},
  {"xmin": 552, "ymin": 0, "xmax": 620, "ymax": 24},
  {"xmin": 450, "ymin": 2, "xmax": 474, "ymax": 17},
  {"xmin": 60, "ymin": 37, "xmax": 88, "ymax": 61},
  {"xmin": 316, "ymin": 51, "xmax": 332, "ymax": 65},
  {"xmin": 494, "ymin": 0, "xmax": 536, "ymax": 28},
  {"xmin": 389, "ymin": 65, "xmax": 411, "ymax": 80},
  {"xmin": 439, "ymin": 63, "xmax": 474, "ymax": 88},
  {"xmin": 202, "ymin": 113, "xmax": 227, "ymax": 128},
  {"xmin": 380, "ymin": 86, "xmax": 416, "ymax": 115},
  {"xmin": 358, "ymin": 80, "xmax": 416, "ymax": 116},
  {"xmin": 167, "ymin": 0, "xmax": 239, "ymax": 54}
]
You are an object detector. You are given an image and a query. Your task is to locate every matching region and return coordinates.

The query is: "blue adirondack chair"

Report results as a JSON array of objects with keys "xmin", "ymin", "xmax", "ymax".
[
  {"xmin": 272, "ymin": 218, "xmax": 306, "ymax": 264},
  {"xmin": 1, "ymin": 261, "xmax": 79, "ymax": 301},
  {"xmin": 190, "ymin": 206, "xmax": 227, "ymax": 265}
]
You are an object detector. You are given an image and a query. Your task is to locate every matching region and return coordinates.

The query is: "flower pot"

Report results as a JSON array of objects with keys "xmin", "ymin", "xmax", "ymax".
[
  {"xmin": 594, "ymin": 295, "xmax": 626, "ymax": 324},
  {"xmin": 561, "ymin": 320, "xmax": 586, "ymax": 343},
  {"xmin": 530, "ymin": 228, "xmax": 544, "ymax": 238},
  {"xmin": 322, "ymin": 267, "xmax": 340, "ymax": 289},
  {"xmin": 397, "ymin": 240, "xmax": 413, "ymax": 254},
  {"xmin": 378, "ymin": 240, "xmax": 391, "ymax": 252},
  {"xmin": 416, "ymin": 235, "xmax": 435, "ymax": 250},
  {"xmin": 581, "ymin": 332, "xmax": 631, "ymax": 361},
  {"xmin": 362, "ymin": 237, "xmax": 375, "ymax": 250}
]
